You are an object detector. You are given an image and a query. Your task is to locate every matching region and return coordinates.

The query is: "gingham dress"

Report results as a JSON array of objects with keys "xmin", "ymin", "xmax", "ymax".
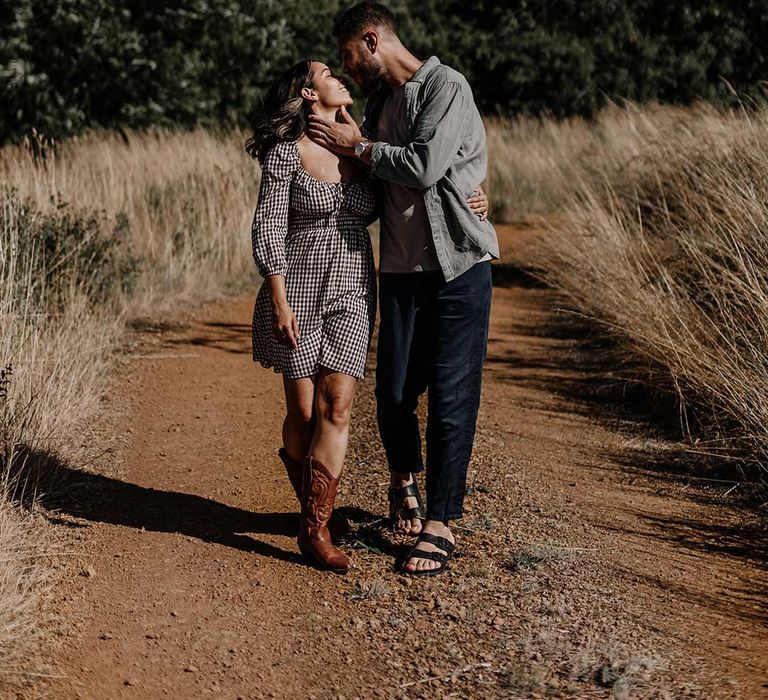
[{"xmin": 251, "ymin": 140, "xmax": 377, "ymax": 380}]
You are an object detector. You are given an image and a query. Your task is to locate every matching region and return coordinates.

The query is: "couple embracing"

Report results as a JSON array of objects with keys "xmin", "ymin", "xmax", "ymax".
[{"xmin": 247, "ymin": 2, "xmax": 499, "ymax": 576}]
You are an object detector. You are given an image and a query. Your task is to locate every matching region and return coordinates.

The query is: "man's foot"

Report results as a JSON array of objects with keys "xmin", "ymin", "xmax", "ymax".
[
  {"xmin": 401, "ymin": 520, "xmax": 455, "ymax": 575},
  {"xmin": 388, "ymin": 472, "xmax": 424, "ymax": 536}
]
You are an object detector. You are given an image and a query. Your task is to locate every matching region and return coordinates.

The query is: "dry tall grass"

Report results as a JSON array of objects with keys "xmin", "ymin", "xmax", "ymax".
[
  {"xmin": 0, "ymin": 128, "xmax": 260, "ymax": 691},
  {"xmin": 486, "ymin": 103, "xmax": 768, "ymax": 472},
  {"xmin": 485, "ymin": 103, "xmax": 750, "ymax": 223},
  {"xmin": 1, "ymin": 129, "xmax": 259, "ymax": 310},
  {"xmin": 0, "ymin": 500, "xmax": 52, "ymax": 690},
  {"xmin": 1, "ymin": 103, "xmax": 766, "ymax": 689}
]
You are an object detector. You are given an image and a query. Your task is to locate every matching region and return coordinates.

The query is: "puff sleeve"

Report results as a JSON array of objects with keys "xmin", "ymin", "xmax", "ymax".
[{"xmin": 251, "ymin": 141, "xmax": 299, "ymax": 277}]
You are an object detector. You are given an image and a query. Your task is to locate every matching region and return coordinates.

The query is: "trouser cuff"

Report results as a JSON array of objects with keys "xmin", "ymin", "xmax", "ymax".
[
  {"xmin": 426, "ymin": 510, "xmax": 463, "ymax": 522},
  {"xmin": 387, "ymin": 459, "xmax": 425, "ymax": 475}
]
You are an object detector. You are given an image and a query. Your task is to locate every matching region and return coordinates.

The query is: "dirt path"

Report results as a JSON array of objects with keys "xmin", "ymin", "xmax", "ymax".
[{"xmin": 45, "ymin": 228, "xmax": 766, "ymax": 699}]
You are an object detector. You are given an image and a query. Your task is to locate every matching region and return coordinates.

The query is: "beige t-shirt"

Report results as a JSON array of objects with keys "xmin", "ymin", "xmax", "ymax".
[{"xmin": 377, "ymin": 84, "xmax": 441, "ymax": 273}]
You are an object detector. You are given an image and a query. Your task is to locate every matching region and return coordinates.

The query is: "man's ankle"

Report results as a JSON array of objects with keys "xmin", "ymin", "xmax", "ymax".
[
  {"xmin": 390, "ymin": 470, "xmax": 413, "ymax": 485},
  {"xmin": 424, "ymin": 519, "xmax": 452, "ymax": 533}
]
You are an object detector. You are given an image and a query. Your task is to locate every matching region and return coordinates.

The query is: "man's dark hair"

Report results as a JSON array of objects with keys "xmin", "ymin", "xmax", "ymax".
[{"xmin": 332, "ymin": 2, "xmax": 397, "ymax": 43}]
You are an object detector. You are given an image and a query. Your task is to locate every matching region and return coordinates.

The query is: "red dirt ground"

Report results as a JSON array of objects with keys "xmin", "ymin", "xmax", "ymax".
[{"xmin": 43, "ymin": 226, "xmax": 766, "ymax": 699}]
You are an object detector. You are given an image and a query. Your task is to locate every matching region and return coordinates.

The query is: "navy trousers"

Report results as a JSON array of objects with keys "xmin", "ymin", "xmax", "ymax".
[{"xmin": 375, "ymin": 261, "xmax": 492, "ymax": 521}]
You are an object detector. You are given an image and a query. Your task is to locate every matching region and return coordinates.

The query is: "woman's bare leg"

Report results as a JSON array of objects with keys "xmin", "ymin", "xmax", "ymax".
[
  {"xmin": 307, "ymin": 368, "xmax": 357, "ymax": 478},
  {"xmin": 282, "ymin": 376, "xmax": 315, "ymax": 462}
]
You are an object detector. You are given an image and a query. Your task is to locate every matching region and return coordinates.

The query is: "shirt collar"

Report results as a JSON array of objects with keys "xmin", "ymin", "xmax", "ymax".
[
  {"xmin": 368, "ymin": 56, "xmax": 441, "ymax": 101},
  {"xmin": 408, "ymin": 56, "xmax": 440, "ymax": 84}
]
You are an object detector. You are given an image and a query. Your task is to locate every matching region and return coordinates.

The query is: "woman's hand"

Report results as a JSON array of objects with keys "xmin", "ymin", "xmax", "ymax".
[
  {"xmin": 272, "ymin": 300, "xmax": 300, "ymax": 350},
  {"xmin": 467, "ymin": 185, "xmax": 489, "ymax": 220},
  {"xmin": 266, "ymin": 275, "xmax": 299, "ymax": 350}
]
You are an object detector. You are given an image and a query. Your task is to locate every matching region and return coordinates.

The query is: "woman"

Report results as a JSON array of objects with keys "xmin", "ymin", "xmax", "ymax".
[{"xmin": 246, "ymin": 60, "xmax": 487, "ymax": 573}]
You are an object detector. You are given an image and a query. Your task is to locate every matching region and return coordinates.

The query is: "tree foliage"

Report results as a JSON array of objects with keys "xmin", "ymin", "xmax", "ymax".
[{"xmin": 1, "ymin": 0, "xmax": 766, "ymax": 142}]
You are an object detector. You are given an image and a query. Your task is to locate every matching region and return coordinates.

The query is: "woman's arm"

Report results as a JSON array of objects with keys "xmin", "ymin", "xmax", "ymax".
[
  {"xmin": 251, "ymin": 142, "xmax": 296, "ymax": 277},
  {"xmin": 251, "ymin": 142, "xmax": 300, "ymax": 349}
]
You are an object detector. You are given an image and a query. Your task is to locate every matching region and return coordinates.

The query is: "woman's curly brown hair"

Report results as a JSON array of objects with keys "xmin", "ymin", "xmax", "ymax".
[{"xmin": 245, "ymin": 60, "xmax": 315, "ymax": 163}]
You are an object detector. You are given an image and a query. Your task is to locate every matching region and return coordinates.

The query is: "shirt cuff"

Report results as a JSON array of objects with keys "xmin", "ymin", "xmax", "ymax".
[
  {"xmin": 369, "ymin": 142, "xmax": 385, "ymax": 171},
  {"xmin": 258, "ymin": 264, "xmax": 288, "ymax": 278}
]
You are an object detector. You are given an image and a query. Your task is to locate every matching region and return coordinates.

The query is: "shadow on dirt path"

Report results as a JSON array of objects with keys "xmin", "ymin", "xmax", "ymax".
[{"xmin": 40, "ymin": 226, "xmax": 767, "ymax": 699}]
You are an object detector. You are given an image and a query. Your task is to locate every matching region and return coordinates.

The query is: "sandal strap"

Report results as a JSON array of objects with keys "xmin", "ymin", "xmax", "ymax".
[
  {"xmin": 391, "ymin": 482, "xmax": 420, "ymax": 499},
  {"xmin": 388, "ymin": 482, "xmax": 426, "ymax": 521},
  {"xmin": 416, "ymin": 532, "xmax": 455, "ymax": 553},
  {"xmin": 400, "ymin": 506, "xmax": 424, "ymax": 520},
  {"xmin": 407, "ymin": 548, "xmax": 448, "ymax": 565}
]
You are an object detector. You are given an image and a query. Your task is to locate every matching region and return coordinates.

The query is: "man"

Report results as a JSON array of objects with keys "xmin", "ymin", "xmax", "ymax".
[{"xmin": 308, "ymin": 1, "xmax": 498, "ymax": 576}]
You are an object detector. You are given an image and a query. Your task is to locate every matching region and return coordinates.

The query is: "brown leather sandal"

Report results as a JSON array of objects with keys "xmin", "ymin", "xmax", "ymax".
[
  {"xmin": 388, "ymin": 479, "xmax": 426, "ymax": 532},
  {"xmin": 399, "ymin": 532, "xmax": 455, "ymax": 577}
]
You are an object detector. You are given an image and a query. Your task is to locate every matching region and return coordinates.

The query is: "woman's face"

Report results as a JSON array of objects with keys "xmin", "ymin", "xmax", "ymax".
[{"xmin": 304, "ymin": 62, "xmax": 352, "ymax": 109}]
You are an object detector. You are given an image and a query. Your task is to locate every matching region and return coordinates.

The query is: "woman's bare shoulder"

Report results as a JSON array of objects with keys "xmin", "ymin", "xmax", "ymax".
[
  {"xmin": 297, "ymin": 136, "xmax": 367, "ymax": 183},
  {"xmin": 296, "ymin": 135, "xmax": 333, "ymax": 164}
]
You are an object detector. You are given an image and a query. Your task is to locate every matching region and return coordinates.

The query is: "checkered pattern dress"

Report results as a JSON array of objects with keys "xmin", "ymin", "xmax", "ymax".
[{"xmin": 251, "ymin": 140, "xmax": 377, "ymax": 380}]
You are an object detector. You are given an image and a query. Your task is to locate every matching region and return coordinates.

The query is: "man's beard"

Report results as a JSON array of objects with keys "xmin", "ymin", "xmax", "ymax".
[{"xmin": 356, "ymin": 54, "xmax": 382, "ymax": 95}]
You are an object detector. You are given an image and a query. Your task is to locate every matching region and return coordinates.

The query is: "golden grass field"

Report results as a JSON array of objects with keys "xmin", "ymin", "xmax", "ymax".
[
  {"xmin": 487, "ymin": 102, "xmax": 768, "ymax": 467},
  {"xmin": 1, "ymin": 103, "xmax": 766, "ymax": 690}
]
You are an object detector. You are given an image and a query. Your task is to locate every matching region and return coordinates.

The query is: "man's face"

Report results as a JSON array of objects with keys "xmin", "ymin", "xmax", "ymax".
[{"xmin": 337, "ymin": 36, "xmax": 381, "ymax": 96}]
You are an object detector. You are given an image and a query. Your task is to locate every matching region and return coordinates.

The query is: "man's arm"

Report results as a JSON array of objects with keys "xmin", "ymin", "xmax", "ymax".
[
  {"xmin": 367, "ymin": 79, "xmax": 466, "ymax": 189},
  {"xmin": 308, "ymin": 72, "xmax": 468, "ymax": 190},
  {"xmin": 307, "ymin": 105, "xmax": 489, "ymax": 221}
]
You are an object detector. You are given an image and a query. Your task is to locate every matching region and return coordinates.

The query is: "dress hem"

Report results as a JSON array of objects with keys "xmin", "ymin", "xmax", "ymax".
[{"xmin": 252, "ymin": 356, "xmax": 366, "ymax": 381}]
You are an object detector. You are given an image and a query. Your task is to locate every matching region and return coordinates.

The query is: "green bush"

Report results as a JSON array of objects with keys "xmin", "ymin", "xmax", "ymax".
[
  {"xmin": 0, "ymin": 0, "xmax": 766, "ymax": 142},
  {"xmin": 2, "ymin": 188, "xmax": 138, "ymax": 308}
]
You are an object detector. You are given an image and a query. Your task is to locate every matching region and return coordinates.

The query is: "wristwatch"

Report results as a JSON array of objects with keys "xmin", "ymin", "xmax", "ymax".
[{"xmin": 354, "ymin": 141, "xmax": 370, "ymax": 158}]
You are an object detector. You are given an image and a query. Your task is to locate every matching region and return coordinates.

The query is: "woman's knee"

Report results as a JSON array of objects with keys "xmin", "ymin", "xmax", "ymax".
[{"xmin": 317, "ymin": 384, "xmax": 354, "ymax": 428}]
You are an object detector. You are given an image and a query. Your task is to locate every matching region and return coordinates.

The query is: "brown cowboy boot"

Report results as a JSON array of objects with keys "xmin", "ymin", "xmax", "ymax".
[
  {"xmin": 297, "ymin": 456, "xmax": 351, "ymax": 573},
  {"xmin": 278, "ymin": 448, "xmax": 349, "ymax": 539}
]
